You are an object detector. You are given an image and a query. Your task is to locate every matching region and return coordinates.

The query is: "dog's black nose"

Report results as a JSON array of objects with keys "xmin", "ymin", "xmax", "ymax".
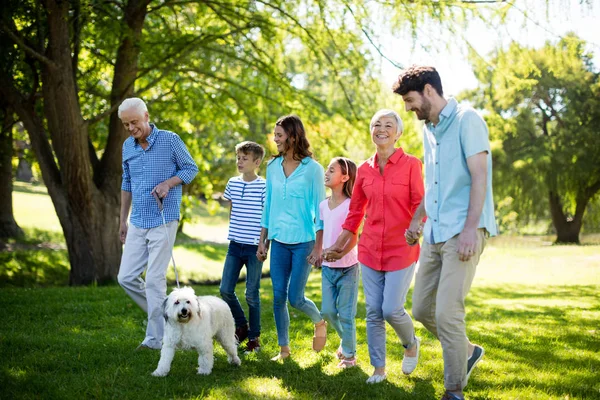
[{"xmin": 181, "ymin": 308, "xmax": 188, "ymax": 315}]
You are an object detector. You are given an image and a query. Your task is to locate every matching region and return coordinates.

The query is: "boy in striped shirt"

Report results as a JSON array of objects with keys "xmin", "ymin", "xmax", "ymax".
[{"xmin": 219, "ymin": 141, "xmax": 266, "ymax": 353}]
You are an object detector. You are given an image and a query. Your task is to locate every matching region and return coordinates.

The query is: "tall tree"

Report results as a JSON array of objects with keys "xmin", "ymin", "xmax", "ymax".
[
  {"xmin": 0, "ymin": 0, "xmax": 506, "ymax": 284},
  {"xmin": 0, "ymin": 104, "xmax": 23, "ymax": 239},
  {"xmin": 464, "ymin": 34, "xmax": 600, "ymax": 243}
]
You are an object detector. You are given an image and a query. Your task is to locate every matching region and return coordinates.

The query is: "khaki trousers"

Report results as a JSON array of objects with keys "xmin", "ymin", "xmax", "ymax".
[
  {"xmin": 412, "ymin": 229, "xmax": 487, "ymax": 391},
  {"xmin": 118, "ymin": 220, "xmax": 178, "ymax": 349}
]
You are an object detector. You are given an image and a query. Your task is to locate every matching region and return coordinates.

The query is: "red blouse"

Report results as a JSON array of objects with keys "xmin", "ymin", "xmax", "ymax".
[{"xmin": 342, "ymin": 148, "xmax": 424, "ymax": 271}]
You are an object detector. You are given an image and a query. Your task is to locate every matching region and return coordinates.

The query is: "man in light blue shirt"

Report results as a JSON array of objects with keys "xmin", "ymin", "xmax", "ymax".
[
  {"xmin": 118, "ymin": 97, "xmax": 198, "ymax": 351},
  {"xmin": 394, "ymin": 66, "xmax": 496, "ymax": 400}
]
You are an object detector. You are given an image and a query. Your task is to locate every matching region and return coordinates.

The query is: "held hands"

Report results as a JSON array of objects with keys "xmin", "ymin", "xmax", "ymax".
[
  {"xmin": 322, "ymin": 245, "xmax": 344, "ymax": 263},
  {"xmin": 405, "ymin": 219, "xmax": 424, "ymax": 246},
  {"xmin": 307, "ymin": 248, "xmax": 322, "ymax": 268},
  {"xmin": 457, "ymin": 227, "xmax": 478, "ymax": 262},
  {"xmin": 257, "ymin": 241, "xmax": 270, "ymax": 262}
]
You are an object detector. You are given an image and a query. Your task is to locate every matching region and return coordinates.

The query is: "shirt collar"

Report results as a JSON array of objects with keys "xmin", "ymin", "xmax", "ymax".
[
  {"xmin": 369, "ymin": 147, "xmax": 405, "ymax": 168},
  {"xmin": 277, "ymin": 156, "xmax": 312, "ymax": 165},
  {"xmin": 135, "ymin": 123, "xmax": 158, "ymax": 148},
  {"xmin": 427, "ymin": 97, "xmax": 457, "ymax": 130}
]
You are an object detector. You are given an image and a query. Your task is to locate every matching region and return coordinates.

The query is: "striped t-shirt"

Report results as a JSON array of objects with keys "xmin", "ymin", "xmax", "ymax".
[{"xmin": 223, "ymin": 176, "xmax": 266, "ymax": 245}]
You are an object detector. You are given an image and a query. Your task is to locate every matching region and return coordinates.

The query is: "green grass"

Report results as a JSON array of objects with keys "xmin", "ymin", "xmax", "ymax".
[
  {"xmin": 1, "ymin": 272, "xmax": 599, "ymax": 399},
  {"xmin": 2, "ymin": 183, "xmax": 600, "ymax": 398}
]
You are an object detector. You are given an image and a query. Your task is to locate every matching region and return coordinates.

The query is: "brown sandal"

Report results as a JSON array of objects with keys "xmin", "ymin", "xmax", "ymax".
[{"xmin": 312, "ymin": 320, "xmax": 327, "ymax": 352}]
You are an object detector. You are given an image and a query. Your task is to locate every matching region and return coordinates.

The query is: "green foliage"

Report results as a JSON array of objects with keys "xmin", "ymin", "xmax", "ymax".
[{"xmin": 463, "ymin": 34, "xmax": 600, "ymax": 235}]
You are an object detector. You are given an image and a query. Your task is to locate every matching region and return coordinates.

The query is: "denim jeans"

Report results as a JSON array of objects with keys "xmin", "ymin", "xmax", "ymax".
[
  {"xmin": 362, "ymin": 262, "xmax": 416, "ymax": 368},
  {"xmin": 270, "ymin": 240, "xmax": 322, "ymax": 346},
  {"xmin": 321, "ymin": 263, "xmax": 359, "ymax": 358},
  {"xmin": 219, "ymin": 241, "xmax": 263, "ymax": 339}
]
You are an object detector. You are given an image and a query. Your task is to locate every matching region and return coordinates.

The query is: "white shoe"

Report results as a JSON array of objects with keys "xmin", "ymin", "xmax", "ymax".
[
  {"xmin": 401, "ymin": 336, "xmax": 420, "ymax": 375},
  {"xmin": 366, "ymin": 373, "xmax": 387, "ymax": 384}
]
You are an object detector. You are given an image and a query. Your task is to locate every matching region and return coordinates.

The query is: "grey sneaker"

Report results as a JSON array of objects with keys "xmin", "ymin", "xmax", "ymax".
[{"xmin": 466, "ymin": 344, "xmax": 485, "ymax": 381}]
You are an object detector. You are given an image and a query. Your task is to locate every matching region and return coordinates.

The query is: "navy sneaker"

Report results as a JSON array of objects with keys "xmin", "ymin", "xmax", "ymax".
[{"xmin": 466, "ymin": 344, "xmax": 485, "ymax": 381}]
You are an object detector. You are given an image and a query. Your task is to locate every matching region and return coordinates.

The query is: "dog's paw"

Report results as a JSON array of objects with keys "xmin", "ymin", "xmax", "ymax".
[
  {"xmin": 151, "ymin": 369, "xmax": 168, "ymax": 377},
  {"xmin": 197, "ymin": 367, "xmax": 212, "ymax": 375},
  {"xmin": 229, "ymin": 355, "xmax": 241, "ymax": 366}
]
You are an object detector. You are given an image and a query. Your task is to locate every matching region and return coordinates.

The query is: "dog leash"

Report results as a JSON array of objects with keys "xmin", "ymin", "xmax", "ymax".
[{"xmin": 153, "ymin": 191, "xmax": 180, "ymax": 288}]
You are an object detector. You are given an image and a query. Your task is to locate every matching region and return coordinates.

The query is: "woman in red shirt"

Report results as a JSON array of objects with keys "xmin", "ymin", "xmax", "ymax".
[{"xmin": 324, "ymin": 109, "xmax": 424, "ymax": 384}]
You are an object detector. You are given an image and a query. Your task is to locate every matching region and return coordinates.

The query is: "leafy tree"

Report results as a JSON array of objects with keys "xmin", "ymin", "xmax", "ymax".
[
  {"xmin": 464, "ymin": 34, "xmax": 600, "ymax": 242},
  {"xmin": 0, "ymin": 0, "xmax": 509, "ymax": 284}
]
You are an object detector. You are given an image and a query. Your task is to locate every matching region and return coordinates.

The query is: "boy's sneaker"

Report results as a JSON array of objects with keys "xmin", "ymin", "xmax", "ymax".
[
  {"xmin": 466, "ymin": 344, "xmax": 485, "ymax": 382},
  {"xmin": 235, "ymin": 324, "xmax": 249, "ymax": 344},
  {"xmin": 245, "ymin": 337, "xmax": 261, "ymax": 353}
]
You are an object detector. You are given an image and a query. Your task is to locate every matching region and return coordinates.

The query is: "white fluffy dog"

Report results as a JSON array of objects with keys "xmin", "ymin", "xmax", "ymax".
[{"xmin": 151, "ymin": 287, "xmax": 241, "ymax": 377}]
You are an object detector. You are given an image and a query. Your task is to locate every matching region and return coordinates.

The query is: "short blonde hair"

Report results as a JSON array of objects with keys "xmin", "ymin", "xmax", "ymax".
[
  {"xmin": 118, "ymin": 98, "xmax": 148, "ymax": 118},
  {"xmin": 370, "ymin": 109, "xmax": 403, "ymax": 134}
]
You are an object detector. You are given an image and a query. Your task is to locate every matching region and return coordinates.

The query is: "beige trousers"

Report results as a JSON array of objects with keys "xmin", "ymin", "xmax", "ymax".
[
  {"xmin": 118, "ymin": 220, "xmax": 178, "ymax": 349},
  {"xmin": 412, "ymin": 229, "xmax": 487, "ymax": 391}
]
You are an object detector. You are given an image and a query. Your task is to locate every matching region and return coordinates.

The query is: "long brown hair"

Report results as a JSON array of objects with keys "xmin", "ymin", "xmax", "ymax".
[
  {"xmin": 274, "ymin": 115, "xmax": 313, "ymax": 161},
  {"xmin": 333, "ymin": 157, "xmax": 357, "ymax": 198}
]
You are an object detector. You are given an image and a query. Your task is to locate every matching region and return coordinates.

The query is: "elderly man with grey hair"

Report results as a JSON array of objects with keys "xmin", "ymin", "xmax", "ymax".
[
  {"xmin": 117, "ymin": 97, "xmax": 198, "ymax": 350},
  {"xmin": 324, "ymin": 109, "xmax": 425, "ymax": 383}
]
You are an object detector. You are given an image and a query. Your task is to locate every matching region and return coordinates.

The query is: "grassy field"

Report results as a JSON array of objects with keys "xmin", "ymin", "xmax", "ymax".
[{"xmin": 1, "ymin": 183, "xmax": 599, "ymax": 399}]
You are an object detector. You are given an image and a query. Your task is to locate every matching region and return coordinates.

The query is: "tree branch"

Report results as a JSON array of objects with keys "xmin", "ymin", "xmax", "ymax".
[{"xmin": 0, "ymin": 21, "xmax": 57, "ymax": 69}]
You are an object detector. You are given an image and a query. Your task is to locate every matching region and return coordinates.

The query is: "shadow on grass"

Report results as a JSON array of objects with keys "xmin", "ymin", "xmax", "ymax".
[
  {"xmin": 464, "ymin": 285, "xmax": 600, "ymax": 398},
  {"xmin": 12, "ymin": 182, "xmax": 49, "ymax": 196},
  {"xmin": 0, "ymin": 228, "xmax": 69, "ymax": 287}
]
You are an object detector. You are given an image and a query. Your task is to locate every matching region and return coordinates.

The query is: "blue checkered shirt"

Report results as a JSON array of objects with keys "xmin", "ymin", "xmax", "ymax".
[{"xmin": 121, "ymin": 124, "xmax": 198, "ymax": 229}]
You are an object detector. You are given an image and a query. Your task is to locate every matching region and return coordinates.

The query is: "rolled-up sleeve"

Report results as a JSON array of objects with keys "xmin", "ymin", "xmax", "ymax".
[
  {"xmin": 172, "ymin": 134, "xmax": 198, "ymax": 184},
  {"xmin": 342, "ymin": 168, "xmax": 367, "ymax": 234},
  {"xmin": 312, "ymin": 163, "xmax": 326, "ymax": 231},
  {"xmin": 261, "ymin": 165, "xmax": 272, "ymax": 229},
  {"xmin": 121, "ymin": 142, "xmax": 132, "ymax": 192},
  {"xmin": 410, "ymin": 159, "xmax": 425, "ymax": 215}
]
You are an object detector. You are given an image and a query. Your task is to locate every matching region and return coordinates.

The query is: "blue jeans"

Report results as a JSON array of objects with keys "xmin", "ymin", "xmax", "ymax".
[
  {"xmin": 362, "ymin": 263, "xmax": 416, "ymax": 368},
  {"xmin": 219, "ymin": 241, "xmax": 263, "ymax": 339},
  {"xmin": 321, "ymin": 264, "xmax": 359, "ymax": 358},
  {"xmin": 270, "ymin": 240, "xmax": 322, "ymax": 346}
]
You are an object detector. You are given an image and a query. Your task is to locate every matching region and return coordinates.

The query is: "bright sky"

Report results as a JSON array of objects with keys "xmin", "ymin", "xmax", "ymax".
[{"xmin": 377, "ymin": 0, "xmax": 600, "ymax": 97}]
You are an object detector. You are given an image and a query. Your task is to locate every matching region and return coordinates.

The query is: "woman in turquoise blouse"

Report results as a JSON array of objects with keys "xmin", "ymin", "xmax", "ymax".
[{"xmin": 257, "ymin": 115, "xmax": 328, "ymax": 361}]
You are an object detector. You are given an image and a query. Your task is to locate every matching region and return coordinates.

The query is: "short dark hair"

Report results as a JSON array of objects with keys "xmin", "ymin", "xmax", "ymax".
[
  {"xmin": 392, "ymin": 65, "xmax": 444, "ymax": 96},
  {"xmin": 235, "ymin": 141, "xmax": 265, "ymax": 161}
]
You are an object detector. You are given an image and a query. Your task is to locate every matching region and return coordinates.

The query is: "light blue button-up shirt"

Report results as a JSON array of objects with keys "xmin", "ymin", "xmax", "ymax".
[
  {"xmin": 261, "ymin": 156, "xmax": 325, "ymax": 244},
  {"xmin": 122, "ymin": 124, "xmax": 198, "ymax": 229},
  {"xmin": 422, "ymin": 98, "xmax": 497, "ymax": 244}
]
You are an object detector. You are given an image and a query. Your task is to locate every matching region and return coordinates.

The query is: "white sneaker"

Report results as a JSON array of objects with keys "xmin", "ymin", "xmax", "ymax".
[
  {"xmin": 366, "ymin": 373, "xmax": 387, "ymax": 384},
  {"xmin": 401, "ymin": 336, "xmax": 420, "ymax": 375}
]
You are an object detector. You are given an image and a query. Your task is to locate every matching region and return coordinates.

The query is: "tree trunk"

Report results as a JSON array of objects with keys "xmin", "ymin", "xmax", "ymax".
[
  {"xmin": 548, "ymin": 190, "xmax": 583, "ymax": 244},
  {"xmin": 0, "ymin": 0, "xmax": 149, "ymax": 284},
  {"xmin": 0, "ymin": 107, "xmax": 23, "ymax": 239}
]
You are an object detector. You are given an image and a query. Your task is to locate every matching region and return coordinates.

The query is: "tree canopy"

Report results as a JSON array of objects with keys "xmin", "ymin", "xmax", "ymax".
[
  {"xmin": 1, "ymin": 0, "xmax": 514, "ymax": 284},
  {"xmin": 463, "ymin": 33, "xmax": 600, "ymax": 242}
]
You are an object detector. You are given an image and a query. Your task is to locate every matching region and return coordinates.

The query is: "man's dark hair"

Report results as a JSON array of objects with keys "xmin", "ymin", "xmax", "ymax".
[
  {"xmin": 235, "ymin": 141, "xmax": 265, "ymax": 161},
  {"xmin": 392, "ymin": 65, "xmax": 444, "ymax": 97}
]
